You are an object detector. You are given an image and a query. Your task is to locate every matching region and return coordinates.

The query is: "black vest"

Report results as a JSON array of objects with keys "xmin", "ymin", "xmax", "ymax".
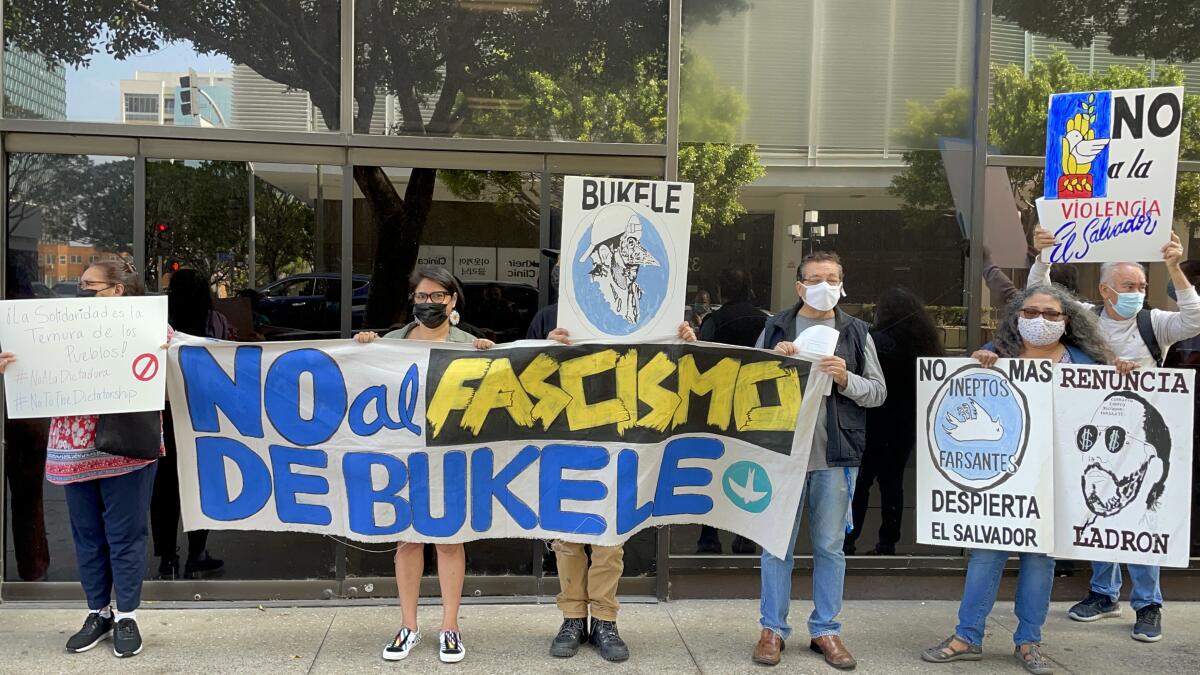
[{"xmin": 761, "ymin": 303, "xmax": 870, "ymax": 467}]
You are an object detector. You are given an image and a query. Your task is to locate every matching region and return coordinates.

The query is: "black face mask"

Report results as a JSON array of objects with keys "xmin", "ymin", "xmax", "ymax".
[
  {"xmin": 76, "ymin": 288, "xmax": 99, "ymax": 298},
  {"xmin": 413, "ymin": 302, "xmax": 449, "ymax": 329}
]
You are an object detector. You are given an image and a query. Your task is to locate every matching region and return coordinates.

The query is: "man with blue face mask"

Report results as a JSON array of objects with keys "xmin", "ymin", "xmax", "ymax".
[{"xmin": 1031, "ymin": 226, "xmax": 1200, "ymax": 644}]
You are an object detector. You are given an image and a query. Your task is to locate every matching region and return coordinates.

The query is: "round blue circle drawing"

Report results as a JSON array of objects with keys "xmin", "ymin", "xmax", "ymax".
[
  {"xmin": 722, "ymin": 461, "xmax": 773, "ymax": 514},
  {"xmin": 571, "ymin": 204, "xmax": 671, "ymax": 335},
  {"xmin": 928, "ymin": 365, "xmax": 1029, "ymax": 491}
]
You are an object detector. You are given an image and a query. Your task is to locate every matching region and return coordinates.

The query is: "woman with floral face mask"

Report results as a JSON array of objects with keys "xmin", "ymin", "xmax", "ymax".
[
  {"xmin": 0, "ymin": 259, "xmax": 169, "ymax": 659},
  {"xmin": 354, "ymin": 266, "xmax": 491, "ymax": 665},
  {"xmin": 923, "ymin": 284, "xmax": 1113, "ymax": 675}
]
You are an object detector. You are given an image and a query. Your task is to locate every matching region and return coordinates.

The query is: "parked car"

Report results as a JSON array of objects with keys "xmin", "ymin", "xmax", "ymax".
[
  {"xmin": 52, "ymin": 282, "xmax": 78, "ymax": 297},
  {"xmin": 257, "ymin": 273, "xmax": 370, "ymax": 332},
  {"xmin": 31, "ymin": 282, "xmax": 56, "ymax": 298}
]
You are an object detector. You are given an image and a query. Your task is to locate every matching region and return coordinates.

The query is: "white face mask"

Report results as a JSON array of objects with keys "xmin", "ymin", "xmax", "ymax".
[
  {"xmin": 1017, "ymin": 316, "xmax": 1066, "ymax": 347},
  {"xmin": 802, "ymin": 281, "xmax": 844, "ymax": 312}
]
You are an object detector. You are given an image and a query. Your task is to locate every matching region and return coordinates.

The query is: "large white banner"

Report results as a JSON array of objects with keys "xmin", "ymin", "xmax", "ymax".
[
  {"xmin": 167, "ymin": 335, "xmax": 824, "ymax": 558},
  {"xmin": 1053, "ymin": 365, "xmax": 1195, "ymax": 568},
  {"xmin": 1036, "ymin": 86, "xmax": 1183, "ymax": 263},
  {"xmin": 917, "ymin": 357, "xmax": 1055, "ymax": 553},
  {"xmin": 0, "ymin": 296, "xmax": 169, "ymax": 418},
  {"xmin": 559, "ymin": 176, "xmax": 694, "ymax": 340}
]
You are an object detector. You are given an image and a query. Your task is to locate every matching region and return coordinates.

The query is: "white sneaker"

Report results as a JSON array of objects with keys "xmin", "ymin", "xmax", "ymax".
[
  {"xmin": 382, "ymin": 627, "xmax": 420, "ymax": 661},
  {"xmin": 439, "ymin": 630, "xmax": 466, "ymax": 663}
]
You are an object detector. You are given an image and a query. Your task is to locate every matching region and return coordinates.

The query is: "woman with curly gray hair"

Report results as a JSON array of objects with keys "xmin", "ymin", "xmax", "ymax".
[{"xmin": 923, "ymin": 283, "xmax": 1114, "ymax": 675}]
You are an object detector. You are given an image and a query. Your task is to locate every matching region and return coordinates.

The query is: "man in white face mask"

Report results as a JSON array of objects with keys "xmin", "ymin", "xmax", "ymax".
[
  {"xmin": 749, "ymin": 251, "xmax": 887, "ymax": 670},
  {"xmin": 1030, "ymin": 226, "xmax": 1200, "ymax": 643}
]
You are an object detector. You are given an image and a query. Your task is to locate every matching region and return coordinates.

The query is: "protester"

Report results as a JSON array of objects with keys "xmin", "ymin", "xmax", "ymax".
[
  {"xmin": 696, "ymin": 268, "xmax": 765, "ymax": 555},
  {"xmin": 983, "ymin": 245, "xmax": 1079, "ymax": 306},
  {"xmin": 688, "ymin": 289, "xmax": 713, "ymax": 328},
  {"xmin": 0, "ymin": 259, "xmax": 167, "ymax": 658},
  {"xmin": 1032, "ymin": 226, "xmax": 1199, "ymax": 642},
  {"xmin": 752, "ymin": 251, "xmax": 887, "ymax": 670},
  {"xmin": 922, "ymin": 283, "xmax": 1112, "ymax": 674},
  {"xmin": 527, "ymin": 249, "xmax": 560, "ymax": 340},
  {"xmin": 545, "ymin": 320, "xmax": 697, "ymax": 663},
  {"xmin": 354, "ymin": 266, "xmax": 493, "ymax": 664},
  {"xmin": 151, "ymin": 269, "xmax": 229, "ymax": 580},
  {"xmin": 1162, "ymin": 260, "xmax": 1200, "ymax": 553},
  {"xmin": 845, "ymin": 287, "xmax": 943, "ymax": 556}
]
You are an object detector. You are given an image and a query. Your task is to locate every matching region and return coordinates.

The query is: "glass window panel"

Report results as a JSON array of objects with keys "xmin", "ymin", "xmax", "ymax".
[{"xmin": 3, "ymin": 1, "xmax": 339, "ymax": 132}]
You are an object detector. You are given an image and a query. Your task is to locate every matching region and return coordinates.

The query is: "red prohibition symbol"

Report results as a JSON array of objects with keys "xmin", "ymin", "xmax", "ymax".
[{"xmin": 132, "ymin": 353, "xmax": 159, "ymax": 382}]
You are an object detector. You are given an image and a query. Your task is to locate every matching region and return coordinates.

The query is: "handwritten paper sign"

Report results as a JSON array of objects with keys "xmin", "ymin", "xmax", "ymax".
[
  {"xmin": 0, "ymin": 296, "xmax": 169, "ymax": 418},
  {"xmin": 917, "ymin": 358, "xmax": 1056, "ymax": 553},
  {"xmin": 559, "ymin": 176, "xmax": 695, "ymax": 340},
  {"xmin": 1052, "ymin": 365, "xmax": 1194, "ymax": 568},
  {"xmin": 1037, "ymin": 86, "xmax": 1184, "ymax": 263},
  {"xmin": 168, "ymin": 335, "xmax": 824, "ymax": 558}
]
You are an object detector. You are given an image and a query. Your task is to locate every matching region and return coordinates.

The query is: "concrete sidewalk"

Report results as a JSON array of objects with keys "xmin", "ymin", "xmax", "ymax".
[{"xmin": 1, "ymin": 599, "xmax": 1197, "ymax": 674}]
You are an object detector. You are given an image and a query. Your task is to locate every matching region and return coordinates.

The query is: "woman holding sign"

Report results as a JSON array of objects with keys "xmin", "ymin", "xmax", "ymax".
[
  {"xmin": 0, "ymin": 259, "xmax": 167, "ymax": 659},
  {"xmin": 355, "ymin": 266, "xmax": 492, "ymax": 664},
  {"xmin": 922, "ymin": 284, "xmax": 1112, "ymax": 675}
]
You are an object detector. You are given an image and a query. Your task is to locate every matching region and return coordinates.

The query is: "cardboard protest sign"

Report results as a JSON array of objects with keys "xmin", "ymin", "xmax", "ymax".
[
  {"xmin": 1036, "ymin": 86, "xmax": 1183, "ymax": 264},
  {"xmin": 917, "ymin": 357, "xmax": 1055, "ymax": 553},
  {"xmin": 0, "ymin": 296, "xmax": 169, "ymax": 418},
  {"xmin": 167, "ymin": 336, "xmax": 824, "ymax": 558},
  {"xmin": 559, "ymin": 176, "xmax": 694, "ymax": 340},
  {"xmin": 1053, "ymin": 365, "xmax": 1195, "ymax": 568}
]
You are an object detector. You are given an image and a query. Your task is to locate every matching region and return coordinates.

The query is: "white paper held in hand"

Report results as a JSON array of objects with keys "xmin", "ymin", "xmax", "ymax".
[{"xmin": 793, "ymin": 324, "xmax": 840, "ymax": 396}]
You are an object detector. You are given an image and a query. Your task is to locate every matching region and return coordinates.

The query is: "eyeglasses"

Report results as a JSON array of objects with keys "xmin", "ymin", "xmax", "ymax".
[
  {"xmin": 78, "ymin": 282, "xmax": 114, "ymax": 291},
  {"xmin": 801, "ymin": 278, "xmax": 841, "ymax": 286},
  {"xmin": 412, "ymin": 291, "xmax": 452, "ymax": 303},
  {"xmin": 1020, "ymin": 308, "xmax": 1065, "ymax": 321}
]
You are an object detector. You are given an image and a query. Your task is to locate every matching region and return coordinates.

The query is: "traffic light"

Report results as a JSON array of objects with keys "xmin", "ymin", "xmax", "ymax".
[
  {"xmin": 154, "ymin": 222, "xmax": 172, "ymax": 251},
  {"xmin": 178, "ymin": 68, "xmax": 199, "ymax": 118},
  {"xmin": 169, "ymin": 260, "xmax": 181, "ymax": 273}
]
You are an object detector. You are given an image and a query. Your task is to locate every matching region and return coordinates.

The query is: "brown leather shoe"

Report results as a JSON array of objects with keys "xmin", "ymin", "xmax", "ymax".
[
  {"xmin": 810, "ymin": 635, "xmax": 857, "ymax": 670},
  {"xmin": 752, "ymin": 628, "xmax": 785, "ymax": 666}
]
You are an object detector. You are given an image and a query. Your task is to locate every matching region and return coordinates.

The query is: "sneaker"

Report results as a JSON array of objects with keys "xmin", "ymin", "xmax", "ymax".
[
  {"xmin": 550, "ymin": 618, "xmax": 588, "ymax": 658},
  {"xmin": 184, "ymin": 551, "xmax": 225, "ymax": 579},
  {"xmin": 157, "ymin": 554, "xmax": 179, "ymax": 580},
  {"xmin": 439, "ymin": 630, "xmax": 466, "ymax": 663},
  {"xmin": 382, "ymin": 627, "xmax": 421, "ymax": 661},
  {"xmin": 65, "ymin": 612, "xmax": 113, "ymax": 653},
  {"xmin": 1132, "ymin": 604, "xmax": 1163, "ymax": 642},
  {"xmin": 1068, "ymin": 591, "xmax": 1121, "ymax": 622},
  {"xmin": 589, "ymin": 618, "xmax": 629, "ymax": 662},
  {"xmin": 112, "ymin": 618, "xmax": 143, "ymax": 658}
]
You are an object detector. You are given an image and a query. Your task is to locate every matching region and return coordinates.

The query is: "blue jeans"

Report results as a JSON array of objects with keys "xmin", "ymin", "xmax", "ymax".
[
  {"xmin": 63, "ymin": 463, "xmax": 157, "ymax": 612},
  {"xmin": 955, "ymin": 549, "xmax": 1054, "ymax": 647},
  {"xmin": 1091, "ymin": 562, "xmax": 1162, "ymax": 610},
  {"xmin": 760, "ymin": 467, "xmax": 856, "ymax": 640}
]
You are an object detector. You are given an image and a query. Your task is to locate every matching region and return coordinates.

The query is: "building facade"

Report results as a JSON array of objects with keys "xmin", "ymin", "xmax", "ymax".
[{"xmin": 1, "ymin": 0, "xmax": 1197, "ymax": 603}]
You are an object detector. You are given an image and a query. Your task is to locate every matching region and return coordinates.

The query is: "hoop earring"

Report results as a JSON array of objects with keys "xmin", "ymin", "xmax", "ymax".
[{"xmin": 450, "ymin": 310, "xmax": 460, "ymax": 326}]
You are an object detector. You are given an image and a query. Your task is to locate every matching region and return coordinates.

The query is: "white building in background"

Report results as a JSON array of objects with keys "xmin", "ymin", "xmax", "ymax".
[
  {"xmin": 119, "ymin": 71, "xmax": 231, "ymax": 126},
  {"xmin": 231, "ymin": 63, "xmax": 389, "ymax": 133}
]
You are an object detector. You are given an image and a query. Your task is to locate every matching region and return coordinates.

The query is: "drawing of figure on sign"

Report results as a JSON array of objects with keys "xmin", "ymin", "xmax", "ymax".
[
  {"xmin": 927, "ymin": 365, "xmax": 1030, "ymax": 493},
  {"xmin": 572, "ymin": 204, "xmax": 670, "ymax": 333},
  {"xmin": 1075, "ymin": 391, "xmax": 1171, "ymax": 527},
  {"xmin": 1046, "ymin": 91, "xmax": 1112, "ymax": 200}
]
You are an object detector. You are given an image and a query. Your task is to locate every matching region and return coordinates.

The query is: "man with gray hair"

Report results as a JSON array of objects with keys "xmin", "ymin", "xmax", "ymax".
[{"xmin": 1031, "ymin": 225, "xmax": 1200, "ymax": 643}]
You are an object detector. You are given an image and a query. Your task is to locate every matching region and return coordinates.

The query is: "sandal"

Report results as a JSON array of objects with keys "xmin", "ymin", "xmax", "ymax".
[
  {"xmin": 922, "ymin": 635, "xmax": 983, "ymax": 663},
  {"xmin": 1014, "ymin": 643, "xmax": 1054, "ymax": 675}
]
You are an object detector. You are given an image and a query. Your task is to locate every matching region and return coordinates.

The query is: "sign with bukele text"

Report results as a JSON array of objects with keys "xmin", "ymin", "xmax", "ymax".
[{"xmin": 167, "ymin": 335, "xmax": 826, "ymax": 558}]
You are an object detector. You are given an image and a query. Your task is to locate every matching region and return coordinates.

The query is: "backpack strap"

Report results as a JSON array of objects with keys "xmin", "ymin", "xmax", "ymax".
[
  {"xmin": 1136, "ymin": 309, "xmax": 1162, "ymax": 364},
  {"xmin": 1090, "ymin": 304, "xmax": 1103, "ymax": 316}
]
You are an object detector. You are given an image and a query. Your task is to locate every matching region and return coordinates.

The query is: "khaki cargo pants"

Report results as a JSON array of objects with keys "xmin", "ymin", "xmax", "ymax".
[{"xmin": 553, "ymin": 541, "xmax": 624, "ymax": 621}]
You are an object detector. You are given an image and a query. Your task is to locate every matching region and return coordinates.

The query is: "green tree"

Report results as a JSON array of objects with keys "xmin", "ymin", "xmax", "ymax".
[
  {"xmin": 995, "ymin": 0, "xmax": 1200, "ymax": 62},
  {"xmin": 6, "ymin": 0, "xmax": 745, "ymax": 326},
  {"xmin": 440, "ymin": 51, "xmax": 764, "ymax": 236},
  {"xmin": 889, "ymin": 52, "xmax": 1200, "ymax": 242}
]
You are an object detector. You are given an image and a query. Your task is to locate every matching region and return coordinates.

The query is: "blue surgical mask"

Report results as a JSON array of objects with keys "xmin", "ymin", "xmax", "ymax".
[{"xmin": 1107, "ymin": 287, "xmax": 1145, "ymax": 319}]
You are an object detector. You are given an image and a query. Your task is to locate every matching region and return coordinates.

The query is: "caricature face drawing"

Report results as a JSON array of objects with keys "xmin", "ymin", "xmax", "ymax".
[
  {"xmin": 1076, "ymin": 391, "xmax": 1171, "ymax": 521},
  {"xmin": 579, "ymin": 205, "xmax": 660, "ymax": 325}
]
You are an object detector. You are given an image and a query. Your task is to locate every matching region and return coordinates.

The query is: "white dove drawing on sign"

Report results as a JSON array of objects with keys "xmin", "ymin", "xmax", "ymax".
[
  {"xmin": 1064, "ymin": 128, "xmax": 1110, "ymax": 166},
  {"xmin": 727, "ymin": 468, "xmax": 768, "ymax": 505},
  {"xmin": 943, "ymin": 399, "xmax": 1004, "ymax": 442}
]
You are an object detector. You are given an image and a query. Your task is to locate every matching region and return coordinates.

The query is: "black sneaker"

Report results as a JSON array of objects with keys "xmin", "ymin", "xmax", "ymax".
[
  {"xmin": 184, "ymin": 551, "xmax": 225, "ymax": 579},
  {"xmin": 112, "ymin": 618, "xmax": 143, "ymax": 658},
  {"xmin": 589, "ymin": 618, "xmax": 629, "ymax": 662},
  {"xmin": 550, "ymin": 618, "xmax": 588, "ymax": 658},
  {"xmin": 1132, "ymin": 604, "xmax": 1163, "ymax": 642},
  {"xmin": 157, "ymin": 554, "xmax": 179, "ymax": 580},
  {"xmin": 65, "ymin": 612, "xmax": 113, "ymax": 653},
  {"xmin": 1068, "ymin": 591, "xmax": 1121, "ymax": 622},
  {"xmin": 731, "ymin": 535, "xmax": 757, "ymax": 554}
]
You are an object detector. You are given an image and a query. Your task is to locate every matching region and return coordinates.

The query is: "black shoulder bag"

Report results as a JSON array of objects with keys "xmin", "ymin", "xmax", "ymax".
[{"xmin": 94, "ymin": 411, "xmax": 162, "ymax": 460}]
